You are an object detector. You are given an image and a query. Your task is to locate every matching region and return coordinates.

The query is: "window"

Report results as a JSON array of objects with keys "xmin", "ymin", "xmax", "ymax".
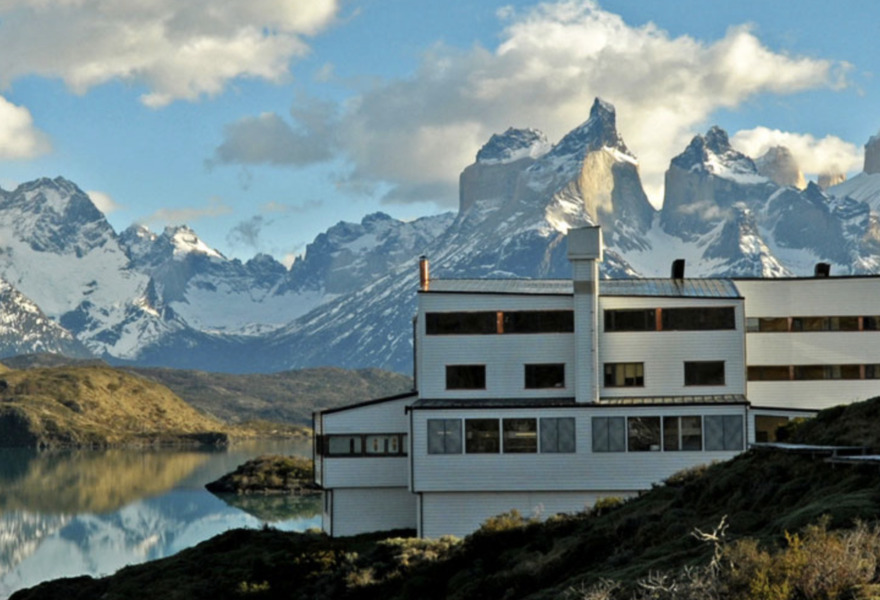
[
  {"xmin": 365, "ymin": 434, "xmax": 405, "ymax": 455},
  {"xmin": 754, "ymin": 416, "xmax": 790, "ymax": 443},
  {"xmin": 446, "ymin": 364, "xmax": 486, "ymax": 390},
  {"xmin": 503, "ymin": 311, "xmax": 574, "ymax": 334},
  {"xmin": 754, "ymin": 317, "xmax": 789, "ymax": 332},
  {"xmin": 865, "ymin": 317, "xmax": 880, "ymax": 331},
  {"xmin": 791, "ymin": 316, "xmax": 860, "ymax": 332},
  {"xmin": 627, "ymin": 417, "xmax": 661, "ymax": 452},
  {"xmin": 793, "ymin": 365, "xmax": 861, "ymax": 380},
  {"xmin": 604, "ymin": 309, "xmax": 656, "ymax": 332},
  {"xmin": 662, "ymin": 307, "xmax": 735, "ymax": 331},
  {"xmin": 685, "ymin": 361, "xmax": 725, "ymax": 386},
  {"xmin": 867, "ymin": 365, "xmax": 880, "ymax": 379},
  {"xmin": 525, "ymin": 363, "xmax": 565, "ymax": 389},
  {"xmin": 591, "ymin": 416, "xmax": 625, "ymax": 452},
  {"xmin": 541, "ymin": 417, "xmax": 576, "ymax": 453},
  {"xmin": 663, "ymin": 416, "xmax": 702, "ymax": 451},
  {"xmin": 503, "ymin": 419, "xmax": 538, "ymax": 453},
  {"xmin": 704, "ymin": 415, "xmax": 744, "ymax": 451},
  {"xmin": 604, "ymin": 363, "xmax": 644, "ymax": 387},
  {"xmin": 426, "ymin": 312, "xmax": 497, "ymax": 335},
  {"xmin": 326, "ymin": 435, "xmax": 362, "ymax": 456},
  {"xmin": 466, "ymin": 419, "xmax": 500, "ymax": 453},
  {"xmin": 747, "ymin": 366, "xmax": 791, "ymax": 381},
  {"xmin": 427, "ymin": 419, "xmax": 462, "ymax": 454}
]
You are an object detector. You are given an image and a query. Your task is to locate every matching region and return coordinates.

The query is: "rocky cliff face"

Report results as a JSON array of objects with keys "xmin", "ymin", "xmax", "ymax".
[
  {"xmin": 865, "ymin": 132, "xmax": 880, "ymax": 175},
  {"xmin": 756, "ymin": 146, "xmax": 806, "ymax": 189}
]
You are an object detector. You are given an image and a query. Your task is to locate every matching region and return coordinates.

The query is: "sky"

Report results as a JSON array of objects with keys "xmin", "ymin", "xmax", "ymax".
[{"xmin": 0, "ymin": 0, "xmax": 877, "ymax": 266}]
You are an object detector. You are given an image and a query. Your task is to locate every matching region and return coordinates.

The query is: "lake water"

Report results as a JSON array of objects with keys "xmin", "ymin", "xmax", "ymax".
[{"xmin": 0, "ymin": 440, "xmax": 320, "ymax": 599}]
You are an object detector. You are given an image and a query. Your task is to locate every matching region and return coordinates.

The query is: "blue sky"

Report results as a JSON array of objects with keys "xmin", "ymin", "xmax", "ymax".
[{"xmin": 0, "ymin": 0, "xmax": 877, "ymax": 265}]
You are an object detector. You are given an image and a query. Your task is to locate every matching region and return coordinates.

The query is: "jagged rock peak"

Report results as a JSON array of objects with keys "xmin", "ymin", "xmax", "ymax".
[
  {"xmin": 161, "ymin": 225, "xmax": 224, "ymax": 259},
  {"xmin": 817, "ymin": 172, "xmax": 846, "ymax": 190},
  {"xmin": 865, "ymin": 129, "xmax": 880, "ymax": 174},
  {"xmin": 476, "ymin": 128, "xmax": 551, "ymax": 165},
  {"xmin": 671, "ymin": 126, "xmax": 761, "ymax": 180},
  {"xmin": 756, "ymin": 146, "xmax": 806, "ymax": 189},
  {"xmin": 549, "ymin": 97, "xmax": 633, "ymax": 160}
]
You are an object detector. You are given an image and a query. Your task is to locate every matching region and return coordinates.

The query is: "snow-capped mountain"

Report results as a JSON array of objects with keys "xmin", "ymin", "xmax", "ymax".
[{"xmin": 2, "ymin": 101, "xmax": 880, "ymax": 374}]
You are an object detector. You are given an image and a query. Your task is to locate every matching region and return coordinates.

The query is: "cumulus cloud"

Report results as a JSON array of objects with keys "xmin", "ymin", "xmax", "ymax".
[
  {"xmin": 0, "ymin": 95, "xmax": 50, "ymax": 159},
  {"xmin": 86, "ymin": 189, "xmax": 121, "ymax": 214},
  {"xmin": 0, "ymin": 0, "xmax": 339, "ymax": 106},
  {"xmin": 731, "ymin": 127, "xmax": 863, "ymax": 175},
  {"xmin": 215, "ymin": 0, "xmax": 847, "ymax": 207},
  {"xmin": 227, "ymin": 215, "xmax": 266, "ymax": 249},
  {"xmin": 209, "ymin": 95, "xmax": 338, "ymax": 166},
  {"xmin": 260, "ymin": 199, "xmax": 323, "ymax": 213},
  {"xmin": 140, "ymin": 196, "xmax": 232, "ymax": 225}
]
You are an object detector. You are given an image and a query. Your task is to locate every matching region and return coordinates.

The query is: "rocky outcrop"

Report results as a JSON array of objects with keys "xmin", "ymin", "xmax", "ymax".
[
  {"xmin": 756, "ymin": 146, "xmax": 806, "ymax": 189},
  {"xmin": 818, "ymin": 172, "xmax": 846, "ymax": 189},
  {"xmin": 865, "ymin": 132, "xmax": 880, "ymax": 174}
]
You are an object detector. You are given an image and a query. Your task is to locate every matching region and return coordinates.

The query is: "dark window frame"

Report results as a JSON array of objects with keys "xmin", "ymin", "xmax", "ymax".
[
  {"xmin": 465, "ymin": 418, "xmax": 501, "ymax": 453},
  {"xmin": 320, "ymin": 433, "xmax": 409, "ymax": 457},
  {"xmin": 525, "ymin": 363, "xmax": 566, "ymax": 389},
  {"xmin": 446, "ymin": 364, "xmax": 486, "ymax": 390},
  {"xmin": 684, "ymin": 361, "xmax": 725, "ymax": 386},
  {"xmin": 502, "ymin": 418, "xmax": 538, "ymax": 453},
  {"xmin": 604, "ymin": 362, "xmax": 645, "ymax": 387}
]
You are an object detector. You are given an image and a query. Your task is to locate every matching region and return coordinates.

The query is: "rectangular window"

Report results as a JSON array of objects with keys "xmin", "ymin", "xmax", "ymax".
[
  {"xmin": 465, "ymin": 419, "xmax": 500, "ymax": 453},
  {"xmin": 446, "ymin": 364, "xmax": 486, "ymax": 390},
  {"xmin": 604, "ymin": 309, "xmax": 656, "ymax": 332},
  {"xmin": 365, "ymin": 434, "xmax": 403, "ymax": 455},
  {"xmin": 793, "ymin": 365, "xmax": 862, "ymax": 380},
  {"xmin": 604, "ymin": 362, "xmax": 645, "ymax": 387},
  {"xmin": 592, "ymin": 417, "xmax": 625, "ymax": 452},
  {"xmin": 865, "ymin": 317, "xmax": 880, "ymax": 331},
  {"xmin": 704, "ymin": 415, "xmax": 744, "ymax": 451},
  {"xmin": 503, "ymin": 419, "xmax": 538, "ymax": 453},
  {"xmin": 663, "ymin": 416, "xmax": 702, "ymax": 451},
  {"xmin": 427, "ymin": 419, "xmax": 462, "ymax": 454},
  {"xmin": 756, "ymin": 317, "xmax": 789, "ymax": 332},
  {"xmin": 326, "ymin": 435, "xmax": 362, "ymax": 456},
  {"xmin": 867, "ymin": 365, "xmax": 880, "ymax": 379},
  {"xmin": 426, "ymin": 312, "xmax": 497, "ymax": 335},
  {"xmin": 747, "ymin": 366, "xmax": 791, "ymax": 381},
  {"xmin": 754, "ymin": 415, "xmax": 790, "ymax": 443},
  {"xmin": 685, "ymin": 361, "xmax": 725, "ymax": 386},
  {"xmin": 525, "ymin": 363, "xmax": 565, "ymax": 389},
  {"xmin": 541, "ymin": 417, "xmax": 576, "ymax": 453},
  {"xmin": 627, "ymin": 416, "xmax": 661, "ymax": 452},
  {"xmin": 661, "ymin": 307, "xmax": 735, "ymax": 331},
  {"xmin": 503, "ymin": 311, "xmax": 574, "ymax": 334},
  {"xmin": 746, "ymin": 317, "xmax": 759, "ymax": 332},
  {"xmin": 791, "ymin": 316, "xmax": 860, "ymax": 332}
]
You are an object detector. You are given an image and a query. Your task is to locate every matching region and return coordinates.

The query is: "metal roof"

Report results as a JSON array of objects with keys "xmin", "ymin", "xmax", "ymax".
[
  {"xmin": 597, "ymin": 394, "xmax": 749, "ymax": 406},
  {"xmin": 409, "ymin": 394, "xmax": 748, "ymax": 410},
  {"xmin": 424, "ymin": 277, "xmax": 740, "ymax": 299}
]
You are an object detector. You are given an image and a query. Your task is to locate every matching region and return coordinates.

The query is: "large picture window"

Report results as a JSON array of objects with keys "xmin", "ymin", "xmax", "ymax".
[
  {"xmin": 663, "ymin": 416, "xmax": 702, "ymax": 451},
  {"xmin": 426, "ymin": 312, "xmax": 496, "ymax": 335},
  {"xmin": 684, "ymin": 361, "xmax": 725, "ymax": 386},
  {"xmin": 604, "ymin": 309, "xmax": 656, "ymax": 332},
  {"xmin": 525, "ymin": 363, "xmax": 565, "ymax": 389},
  {"xmin": 503, "ymin": 311, "xmax": 574, "ymax": 334},
  {"xmin": 427, "ymin": 419, "xmax": 462, "ymax": 454},
  {"xmin": 503, "ymin": 419, "xmax": 538, "ymax": 453},
  {"xmin": 627, "ymin": 416, "xmax": 661, "ymax": 452},
  {"xmin": 591, "ymin": 416, "xmax": 625, "ymax": 452},
  {"xmin": 661, "ymin": 307, "xmax": 735, "ymax": 331},
  {"xmin": 465, "ymin": 419, "xmax": 500, "ymax": 453},
  {"xmin": 704, "ymin": 415, "xmax": 744, "ymax": 451},
  {"xmin": 446, "ymin": 364, "xmax": 486, "ymax": 390},
  {"xmin": 604, "ymin": 362, "xmax": 644, "ymax": 387},
  {"xmin": 541, "ymin": 417, "xmax": 576, "ymax": 453}
]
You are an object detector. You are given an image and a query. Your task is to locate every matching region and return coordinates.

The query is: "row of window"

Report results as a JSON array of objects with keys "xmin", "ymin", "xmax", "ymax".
[
  {"xmin": 592, "ymin": 415, "xmax": 744, "ymax": 452},
  {"xmin": 604, "ymin": 307, "xmax": 736, "ymax": 332},
  {"xmin": 427, "ymin": 414, "xmax": 745, "ymax": 455},
  {"xmin": 426, "ymin": 306, "xmax": 737, "ymax": 336},
  {"xmin": 447, "ymin": 361, "xmax": 726, "ymax": 390},
  {"xmin": 428, "ymin": 417, "xmax": 575, "ymax": 454},
  {"xmin": 426, "ymin": 311, "xmax": 573, "ymax": 335},
  {"xmin": 748, "ymin": 364, "xmax": 880, "ymax": 381},
  {"xmin": 746, "ymin": 316, "xmax": 880, "ymax": 333},
  {"xmin": 316, "ymin": 433, "xmax": 408, "ymax": 457}
]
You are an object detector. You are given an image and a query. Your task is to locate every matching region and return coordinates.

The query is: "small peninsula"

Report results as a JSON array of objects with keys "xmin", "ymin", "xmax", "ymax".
[{"xmin": 206, "ymin": 455, "xmax": 319, "ymax": 495}]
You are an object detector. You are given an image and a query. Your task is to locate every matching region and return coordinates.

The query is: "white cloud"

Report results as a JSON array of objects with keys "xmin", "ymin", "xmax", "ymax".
[
  {"xmin": 224, "ymin": 0, "xmax": 844, "ymax": 207},
  {"xmin": 0, "ymin": 0, "xmax": 340, "ymax": 106},
  {"xmin": 86, "ymin": 189, "xmax": 121, "ymax": 214},
  {"xmin": 0, "ymin": 95, "xmax": 50, "ymax": 159},
  {"xmin": 731, "ymin": 127, "xmax": 863, "ymax": 175},
  {"xmin": 139, "ymin": 197, "xmax": 232, "ymax": 225}
]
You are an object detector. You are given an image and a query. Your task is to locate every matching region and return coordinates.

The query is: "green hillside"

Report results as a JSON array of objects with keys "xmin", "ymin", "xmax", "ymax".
[{"xmin": 13, "ymin": 398, "xmax": 880, "ymax": 599}]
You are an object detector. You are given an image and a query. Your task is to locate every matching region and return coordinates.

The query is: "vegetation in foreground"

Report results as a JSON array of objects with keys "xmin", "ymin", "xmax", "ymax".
[
  {"xmin": 13, "ymin": 397, "xmax": 880, "ymax": 600},
  {"xmin": 205, "ymin": 455, "xmax": 318, "ymax": 495}
]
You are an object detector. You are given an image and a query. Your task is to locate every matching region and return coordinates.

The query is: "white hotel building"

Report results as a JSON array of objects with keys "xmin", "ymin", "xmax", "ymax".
[{"xmin": 313, "ymin": 227, "xmax": 880, "ymax": 539}]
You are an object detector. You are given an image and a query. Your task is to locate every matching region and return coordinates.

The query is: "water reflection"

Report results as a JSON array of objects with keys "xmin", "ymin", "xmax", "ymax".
[{"xmin": 0, "ymin": 441, "xmax": 319, "ymax": 599}]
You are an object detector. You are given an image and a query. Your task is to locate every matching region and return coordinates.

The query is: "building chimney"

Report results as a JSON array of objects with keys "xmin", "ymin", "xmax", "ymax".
[
  {"xmin": 814, "ymin": 262, "xmax": 831, "ymax": 278},
  {"xmin": 671, "ymin": 259, "xmax": 685, "ymax": 279},
  {"xmin": 419, "ymin": 256, "xmax": 429, "ymax": 291}
]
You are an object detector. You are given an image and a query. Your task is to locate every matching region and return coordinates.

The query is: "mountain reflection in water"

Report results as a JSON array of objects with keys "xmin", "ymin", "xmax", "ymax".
[{"xmin": 0, "ymin": 441, "xmax": 319, "ymax": 600}]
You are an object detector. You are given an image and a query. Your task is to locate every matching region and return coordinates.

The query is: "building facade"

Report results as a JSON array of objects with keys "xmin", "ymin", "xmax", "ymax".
[{"xmin": 314, "ymin": 227, "xmax": 880, "ymax": 539}]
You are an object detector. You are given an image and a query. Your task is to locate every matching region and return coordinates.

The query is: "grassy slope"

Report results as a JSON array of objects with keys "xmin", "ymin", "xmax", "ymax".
[
  {"xmin": 125, "ymin": 366, "xmax": 414, "ymax": 425},
  {"xmin": 14, "ymin": 398, "xmax": 880, "ymax": 600},
  {"xmin": 0, "ymin": 364, "xmax": 232, "ymax": 447}
]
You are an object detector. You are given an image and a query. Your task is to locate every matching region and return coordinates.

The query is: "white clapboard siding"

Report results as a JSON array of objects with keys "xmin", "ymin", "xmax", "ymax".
[
  {"xmin": 419, "ymin": 491, "xmax": 635, "ymax": 539},
  {"xmin": 749, "ymin": 381, "xmax": 880, "ymax": 411},
  {"xmin": 411, "ymin": 405, "xmax": 745, "ymax": 493},
  {"xmin": 322, "ymin": 456, "xmax": 409, "ymax": 488},
  {"xmin": 330, "ymin": 487, "xmax": 416, "ymax": 537},
  {"xmin": 322, "ymin": 395, "xmax": 415, "ymax": 433},
  {"xmin": 736, "ymin": 277, "xmax": 880, "ymax": 316},
  {"xmin": 746, "ymin": 332, "xmax": 880, "ymax": 365}
]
